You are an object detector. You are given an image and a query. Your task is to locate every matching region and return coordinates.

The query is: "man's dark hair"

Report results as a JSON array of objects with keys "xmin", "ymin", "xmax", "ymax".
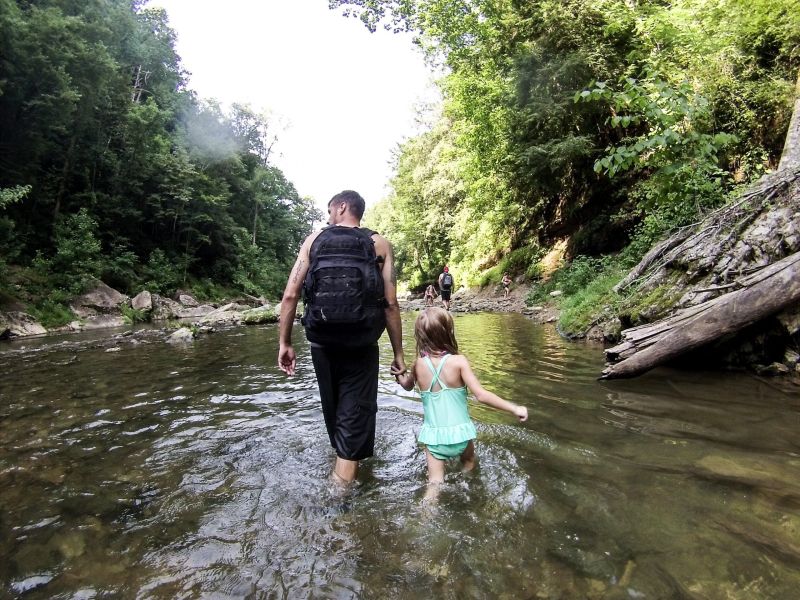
[{"xmin": 329, "ymin": 190, "xmax": 365, "ymax": 219}]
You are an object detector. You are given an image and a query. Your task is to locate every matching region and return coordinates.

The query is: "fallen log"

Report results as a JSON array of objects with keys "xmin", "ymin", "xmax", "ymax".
[{"xmin": 601, "ymin": 251, "xmax": 800, "ymax": 379}]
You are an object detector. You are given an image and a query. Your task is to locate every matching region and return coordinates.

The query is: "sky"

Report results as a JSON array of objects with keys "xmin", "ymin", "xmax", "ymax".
[{"xmin": 147, "ymin": 0, "xmax": 439, "ymax": 212}]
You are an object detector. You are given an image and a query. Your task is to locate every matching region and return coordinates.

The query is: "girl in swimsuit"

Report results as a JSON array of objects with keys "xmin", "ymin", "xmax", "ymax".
[{"xmin": 392, "ymin": 307, "xmax": 527, "ymax": 496}]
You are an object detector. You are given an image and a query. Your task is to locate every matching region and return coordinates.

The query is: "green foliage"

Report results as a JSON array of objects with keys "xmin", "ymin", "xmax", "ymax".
[
  {"xmin": 528, "ymin": 256, "xmax": 608, "ymax": 305},
  {"xmin": 120, "ymin": 304, "xmax": 147, "ymax": 325},
  {"xmin": 142, "ymin": 249, "xmax": 181, "ymax": 296},
  {"xmin": 33, "ymin": 209, "xmax": 102, "ymax": 296},
  {"xmin": 30, "ymin": 290, "xmax": 75, "ymax": 329},
  {"xmin": 475, "ymin": 246, "xmax": 540, "ymax": 288},
  {"xmin": 190, "ymin": 279, "xmax": 235, "ymax": 303},
  {"xmin": 333, "ymin": 0, "xmax": 799, "ymax": 293},
  {"xmin": 578, "ymin": 74, "xmax": 736, "ymax": 220},
  {"xmin": 0, "ymin": 1, "xmax": 318, "ymax": 306},
  {"xmin": 558, "ymin": 270, "xmax": 624, "ymax": 336},
  {"xmin": 0, "ymin": 185, "xmax": 31, "ymax": 209}
]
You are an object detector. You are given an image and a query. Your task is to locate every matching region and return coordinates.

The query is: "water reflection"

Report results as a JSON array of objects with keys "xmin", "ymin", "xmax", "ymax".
[{"xmin": 1, "ymin": 313, "xmax": 798, "ymax": 598}]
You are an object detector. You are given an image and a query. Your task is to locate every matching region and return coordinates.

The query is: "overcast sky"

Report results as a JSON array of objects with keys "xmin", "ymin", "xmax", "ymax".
[{"xmin": 147, "ymin": 0, "xmax": 438, "ymax": 212}]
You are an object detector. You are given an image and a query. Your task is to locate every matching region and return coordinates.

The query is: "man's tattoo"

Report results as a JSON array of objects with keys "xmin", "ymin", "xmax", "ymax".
[{"xmin": 292, "ymin": 259, "xmax": 304, "ymax": 284}]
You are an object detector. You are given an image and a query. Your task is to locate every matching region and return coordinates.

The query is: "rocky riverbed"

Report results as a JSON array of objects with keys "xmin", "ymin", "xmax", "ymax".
[{"xmin": 400, "ymin": 283, "xmax": 559, "ymax": 325}]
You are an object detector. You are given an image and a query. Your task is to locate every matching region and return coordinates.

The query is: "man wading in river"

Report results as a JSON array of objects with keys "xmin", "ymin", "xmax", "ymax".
[{"xmin": 278, "ymin": 190, "xmax": 407, "ymax": 483}]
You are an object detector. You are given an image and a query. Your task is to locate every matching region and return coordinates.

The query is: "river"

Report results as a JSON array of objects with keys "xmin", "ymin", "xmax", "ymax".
[{"xmin": 1, "ymin": 312, "xmax": 798, "ymax": 598}]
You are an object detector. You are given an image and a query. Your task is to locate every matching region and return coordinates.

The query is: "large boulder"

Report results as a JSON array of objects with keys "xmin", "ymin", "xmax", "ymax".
[
  {"xmin": 0, "ymin": 311, "xmax": 47, "ymax": 339},
  {"xmin": 178, "ymin": 293, "xmax": 199, "ymax": 307},
  {"xmin": 151, "ymin": 294, "xmax": 181, "ymax": 321},
  {"xmin": 71, "ymin": 282, "xmax": 129, "ymax": 318},
  {"xmin": 131, "ymin": 290, "xmax": 153, "ymax": 312}
]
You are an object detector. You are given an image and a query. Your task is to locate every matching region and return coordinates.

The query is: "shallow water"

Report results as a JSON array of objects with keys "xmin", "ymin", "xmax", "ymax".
[{"xmin": 1, "ymin": 312, "xmax": 799, "ymax": 599}]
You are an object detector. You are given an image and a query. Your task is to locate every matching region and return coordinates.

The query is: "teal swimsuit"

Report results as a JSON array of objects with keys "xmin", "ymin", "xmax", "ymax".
[{"xmin": 417, "ymin": 354, "xmax": 477, "ymax": 460}]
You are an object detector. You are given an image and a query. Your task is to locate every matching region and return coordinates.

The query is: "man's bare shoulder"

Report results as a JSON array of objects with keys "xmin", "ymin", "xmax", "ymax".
[
  {"xmin": 370, "ymin": 232, "xmax": 392, "ymax": 255},
  {"xmin": 300, "ymin": 228, "xmax": 325, "ymax": 251}
]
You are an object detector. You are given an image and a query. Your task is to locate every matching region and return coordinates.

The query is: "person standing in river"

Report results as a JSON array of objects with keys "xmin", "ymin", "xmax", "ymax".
[
  {"xmin": 278, "ymin": 190, "xmax": 407, "ymax": 484},
  {"xmin": 438, "ymin": 266, "xmax": 454, "ymax": 311},
  {"xmin": 501, "ymin": 272, "xmax": 512, "ymax": 298}
]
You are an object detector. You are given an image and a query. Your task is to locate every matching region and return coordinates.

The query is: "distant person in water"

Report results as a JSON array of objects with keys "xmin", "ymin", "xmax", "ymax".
[
  {"xmin": 393, "ymin": 307, "xmax": 528, "ymax": 501},
  {"xmin": 424, "ymin": 284, "xmax": 437, "ymax": 306},
  {"xmin": 501, "ymin": 272, "xmax": 512, "ymax": 298},
  {"xmin": 438, "ymin": 266, "xmax": 454, "ymax": 310}
]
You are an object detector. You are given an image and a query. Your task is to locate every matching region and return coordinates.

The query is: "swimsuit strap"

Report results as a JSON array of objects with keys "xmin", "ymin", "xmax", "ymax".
[{"xmin": 423, "ymin": 353, "xmax": 450, "ymax": 392}]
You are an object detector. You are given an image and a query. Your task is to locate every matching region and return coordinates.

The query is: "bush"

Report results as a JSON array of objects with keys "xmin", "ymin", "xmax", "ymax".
[
  {"xmin": 142, "ymin": 248, "xmax": 181, "ymax": 295},
  {"xmin": 30, "ymin": 290, "xmax": 75, "ymax": 329},
  {"xmin": 33, "ymin": 208, "xmax": 102, "ymax": 296},
  {"xmin": 120, "ymin": 304, "xmax": 147, "ymax": 325}
]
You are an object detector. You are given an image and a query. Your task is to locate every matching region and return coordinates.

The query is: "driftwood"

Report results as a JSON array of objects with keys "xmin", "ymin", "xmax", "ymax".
[
  {"xmin": 601, "ymin": 251, "xmax": 800, "ymax": 379},
  {"xmin": 601, "ymin": 75, "xmax": 800, "ymax": 379}
]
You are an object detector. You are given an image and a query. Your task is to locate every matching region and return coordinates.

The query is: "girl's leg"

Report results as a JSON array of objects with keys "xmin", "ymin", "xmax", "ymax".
[
  {"xmin": 424, "ymin": 447, "xmax": 445, "ymax": 503},
  {"xmin": 460, "ymin": 440, "xmax": 476, "ymax": 472},
  {"xmin": 425, "ymin": 447, "xmax": 446, "ymax": 483}
]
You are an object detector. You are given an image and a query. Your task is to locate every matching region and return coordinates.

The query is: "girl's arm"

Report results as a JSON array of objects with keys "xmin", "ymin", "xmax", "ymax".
[
  {"xmin": 458, "ymin": 356, "xmax": 528, "ymax": 422},
  {"xmin": 393, "ymin": 360, "xmax": 416, "ymax": 391}
]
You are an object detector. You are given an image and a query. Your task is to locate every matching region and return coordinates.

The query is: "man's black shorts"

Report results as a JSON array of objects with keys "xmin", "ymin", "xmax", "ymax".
[
  {"xmin": 440, "ymin": 289, "xmax": 452, "ymax": 301},
  {"xmin": 310, "ymin": 344, "xmax": 379, "ymax": 461}
]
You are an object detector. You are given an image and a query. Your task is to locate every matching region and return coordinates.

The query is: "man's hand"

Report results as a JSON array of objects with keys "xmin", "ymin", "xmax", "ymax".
[
  {"xmin": 278, "ymin": 344, "xmax": 296, "ymax": 376},
  {"xmin": 391, "ymin": 355, "xmax": 407, "ymax": 377}
]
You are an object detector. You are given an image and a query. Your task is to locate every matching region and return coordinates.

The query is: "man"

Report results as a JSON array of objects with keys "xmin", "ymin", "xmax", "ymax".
[
  {"xmin": 278, "ymin": 190, "xmax": 407, "ymax": 483},
  {"xmin": 438, "ymin": 265, "xmax": 454, "ymax": 311}
]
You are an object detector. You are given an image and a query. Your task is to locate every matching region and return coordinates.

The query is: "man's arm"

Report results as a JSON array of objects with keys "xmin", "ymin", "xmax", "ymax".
[
  {"xmin": 374, "ymin": 234, "xmax": 406, "ymax": 374},
  {"xmin": 278, "ymin": 234, "xmax": 315, "ymax": 376}
]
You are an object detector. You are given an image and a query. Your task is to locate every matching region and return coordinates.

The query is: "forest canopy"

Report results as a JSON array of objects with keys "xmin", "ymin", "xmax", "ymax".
[
  {"xmin": 0, "ymin": 0, "xmax": 321, "ymax": 324},
  {"xmin": 331, "ymin": 0, "xmax": 799, "ymax": 290}
]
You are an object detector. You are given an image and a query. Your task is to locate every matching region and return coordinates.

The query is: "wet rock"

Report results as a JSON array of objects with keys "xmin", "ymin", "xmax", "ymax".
[
  {"xmin": 241, "ymin": 305, "xmax": 279, "ymax": 324},
  {"xmin": 77, "ymin": 314, "xmax": 127, "ymax": 331},
  {"xmin": 51, "ymin": 530, "xmax": 87, "ymax": 558},
  {"xmin": 694, "ymin": 454, "xmax": 800, "ymax": 497},
  {"xmin": 756, "ymin": 362, "xmax": 790, "ymax": 376},
  {"xmin": 167, "ymin": 327, "xmax": 195, "ymax": 344}
]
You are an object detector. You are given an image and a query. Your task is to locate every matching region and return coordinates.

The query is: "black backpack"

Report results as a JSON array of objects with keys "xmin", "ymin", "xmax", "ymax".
[
  {"xmin": 441, "ymin": 272, "xmax": 453, "ymax": 290},
  {"xmin": 301, "ymin": 226, "xmax": 386, "ymax": 347}
]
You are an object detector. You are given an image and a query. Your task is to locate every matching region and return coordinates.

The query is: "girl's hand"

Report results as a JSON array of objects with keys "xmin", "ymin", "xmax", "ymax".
[
  {"xmin": 392, "ymin": 364, "xmax": 415, "ymax": 391},
  {"xmin": 514, "ymin": 405, "xmax": 528, "ymax": 422}
]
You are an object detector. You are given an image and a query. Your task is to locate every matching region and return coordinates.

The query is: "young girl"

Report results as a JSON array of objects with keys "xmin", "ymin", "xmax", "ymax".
[{"xmin": 393, "ymin": 307, "xmax": 528, "ymax": 488}]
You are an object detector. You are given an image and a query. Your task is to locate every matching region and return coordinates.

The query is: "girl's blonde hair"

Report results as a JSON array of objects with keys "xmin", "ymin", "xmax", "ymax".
[{"xmin": 414, "ymin": 307, "xmax": 459, "ymax": 357}]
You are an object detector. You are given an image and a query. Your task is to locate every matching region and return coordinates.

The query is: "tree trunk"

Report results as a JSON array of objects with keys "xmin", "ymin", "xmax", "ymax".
[
  {"xmin": 601, "ymin": 251, "xmax": 800, "ymax": 379},
  {"xmin": 778, "ymin": 71, "xmax": 800, "ymax": 172}
]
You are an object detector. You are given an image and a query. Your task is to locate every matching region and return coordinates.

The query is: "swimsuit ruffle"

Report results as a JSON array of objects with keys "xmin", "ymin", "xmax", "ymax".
[{"xmin": 418, "ymin": 422, "xmax": 477, "ymax": 445}]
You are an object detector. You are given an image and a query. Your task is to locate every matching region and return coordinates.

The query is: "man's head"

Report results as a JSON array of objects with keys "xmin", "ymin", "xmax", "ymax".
[
  {"xmin": 328, "ymin": 190, "xmax": 365, "ymax": 225},
  {"xmin": 443, "ymin": 266, "xmax": 449, "ymax": 273}
]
